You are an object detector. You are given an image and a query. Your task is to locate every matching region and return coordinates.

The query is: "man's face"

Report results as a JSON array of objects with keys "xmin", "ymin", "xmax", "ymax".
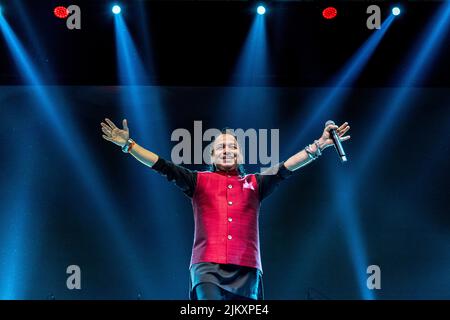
[{"xmin": 211, "ymin": 133, "xmax": 241, "ymax": 171}]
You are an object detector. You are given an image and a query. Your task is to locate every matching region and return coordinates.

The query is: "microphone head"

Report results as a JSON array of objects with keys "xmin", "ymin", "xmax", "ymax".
[{"xmin": 325, "ymin": 120, "xmax": 335, "ymax": 127}]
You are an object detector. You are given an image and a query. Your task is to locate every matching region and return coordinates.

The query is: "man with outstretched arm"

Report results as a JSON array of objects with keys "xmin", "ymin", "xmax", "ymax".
[{"xmin": 100, "ymin": 118, "xmax": 350, "ymax": 300}]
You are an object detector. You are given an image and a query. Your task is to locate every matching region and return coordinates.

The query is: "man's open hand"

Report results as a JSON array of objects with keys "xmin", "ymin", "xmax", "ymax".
[{"xmin": 101, "ymin": 118, "xmax": 130, "ymax": 147}]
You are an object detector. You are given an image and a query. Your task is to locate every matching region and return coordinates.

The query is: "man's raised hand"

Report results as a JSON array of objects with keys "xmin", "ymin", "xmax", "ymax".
[
  {"xmin": 101, "ymin": 118, "xmax": 130, "ymax": 147},
  {"xmin": 319, "ymin": 121, "xmax": 350, "ymax": 149}
]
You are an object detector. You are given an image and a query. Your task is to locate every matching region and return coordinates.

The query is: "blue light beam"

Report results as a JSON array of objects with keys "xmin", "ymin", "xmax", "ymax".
[
  {"xmin": 221, "ymin": 12, "xmax": 272, "ymax": 129},
  {"xmin": 286, "ymin": 15, "xmax": 395, "ymax": 157},
  {"xmin": 0, "ymin": 14, "xmax": 147, "ymax": 294},
  {"xmin": 355, "ymin": 1, "xmax": 450, "ymax": 178}
]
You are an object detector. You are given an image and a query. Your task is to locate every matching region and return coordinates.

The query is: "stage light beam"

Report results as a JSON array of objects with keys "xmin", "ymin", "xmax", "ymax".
[
  {"xmin": 285, "ymin": 15, "xmax": 395, "ymax": 158},
  {"xmin": 0, "ymin": 12, "xmax": 148, "ymax": 293}
]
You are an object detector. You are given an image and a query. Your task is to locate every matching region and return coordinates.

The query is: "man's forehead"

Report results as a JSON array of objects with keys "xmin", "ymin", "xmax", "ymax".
[{"xmin": 214, "ymin": 133, "xmax": 237, "ymax": 144}]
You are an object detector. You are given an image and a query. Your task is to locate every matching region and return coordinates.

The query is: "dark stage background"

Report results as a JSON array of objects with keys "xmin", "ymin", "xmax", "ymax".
[{"xmin": 0, "ymin": 0, "xmax": 449, "ymax": 299}]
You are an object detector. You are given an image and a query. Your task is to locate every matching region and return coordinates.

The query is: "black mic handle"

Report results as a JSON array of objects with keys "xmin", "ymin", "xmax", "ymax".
[{"xmin": 330, "ymin": 128, "xmax": 348, "ymax": 163}]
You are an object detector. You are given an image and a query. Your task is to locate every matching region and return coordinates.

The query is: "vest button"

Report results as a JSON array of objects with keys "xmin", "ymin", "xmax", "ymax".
[
  {"xmin": 228, "ymin": 184, "xmax": 233, "ymax": 189},
  {"xmin": 228, "ymin": 235, "xmax": 232, "ymax": 240},
  {"xmin": 228, "ymin": 201, "xmax": 233, "ymax": 205},
  {"xmin": 228, "ymin": 217, "xmax": 232, "ymax": 222}
]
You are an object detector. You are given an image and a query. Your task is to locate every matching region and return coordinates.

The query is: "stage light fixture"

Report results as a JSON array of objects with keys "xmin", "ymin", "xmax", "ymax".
[
  {"xmin": 257, "ymin": 5, "xmax": 266, "ymax": 15},
  {"xmin": 323, "ymin": 7, "xmax": 338, "ymax": 20},
  {"xmin": 54, "ymin": 6, "xmax": 69, "ymax": 19},
  {"xmin": 112, "ymin": 5, "xmax": 121, "ymax": 15},
  {"xmin": 392, "ymin": 7, "xmax": 401, "ymax": 16}
]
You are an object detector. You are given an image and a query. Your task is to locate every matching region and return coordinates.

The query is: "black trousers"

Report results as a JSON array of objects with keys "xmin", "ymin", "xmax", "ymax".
[
  {"xmin": 194, "ymin": 282, "xmax": 254, "ymax": 301},
  {"xmin": 189, "ymin": 262, "xmax": 263, "ymax": 300}
]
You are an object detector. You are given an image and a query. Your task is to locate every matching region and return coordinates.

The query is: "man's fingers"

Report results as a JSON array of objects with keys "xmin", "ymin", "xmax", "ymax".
[
  {"xmin": 338, "ymin": 126, "xmax": 350, "ymax": 136},
  {"xmin": 338, "ymin": 122, "xmax": 348, "ymax": 131},
  {"xmin": 122, "ymin": 119, "xmax": 128, "ymax": 132},
  {"xmin": 102, "ymin": 135, "xmax": 113, "ymax": 142},
  {"xmin": 340, "ymin": 135, "xmax": 350, "ymax": 141},
  {"xmin": 102, "ymin": 127, "xmax": 112, "ymax": 136},
  {"xmin": 105, "ymin": 118, "xmax": 117, "ymax": 129},
  {"xmin": 326, "ymin": 124, "xmax": 338, "ymax": 132},
  {"xmin": 326, "ymin": 125, "xmax": 338, "ymax": 133},
  {"xmin": 101, "ymin": 122, "xmax": 111, "ymax": 130}
]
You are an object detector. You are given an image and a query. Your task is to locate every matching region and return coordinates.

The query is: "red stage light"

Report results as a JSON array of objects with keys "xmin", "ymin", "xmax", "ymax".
[
  {"xmin": 54, "ymin": 6, "xmax": 69, "ymax": 19},
  {"xmin": 322, "ymin": 7, "xmax": 337, "ymax": 20}
]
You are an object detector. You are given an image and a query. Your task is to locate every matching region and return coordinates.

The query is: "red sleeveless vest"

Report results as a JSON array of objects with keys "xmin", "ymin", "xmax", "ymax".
[{"xmin": 190, "ymin": 169, "xmax": 262, "ymax": 272}]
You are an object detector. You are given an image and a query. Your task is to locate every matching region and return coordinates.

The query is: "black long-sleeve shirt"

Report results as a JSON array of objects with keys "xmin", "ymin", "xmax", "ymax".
[{"xmin": 151, "ymin": 157, "xmax": 293, "ymax": 200}]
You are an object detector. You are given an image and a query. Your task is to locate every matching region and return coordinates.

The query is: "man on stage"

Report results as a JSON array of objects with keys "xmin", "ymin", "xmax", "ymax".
[{"xmin": 100, "ymin": 119, "xmax": 350, "ymax": 300}]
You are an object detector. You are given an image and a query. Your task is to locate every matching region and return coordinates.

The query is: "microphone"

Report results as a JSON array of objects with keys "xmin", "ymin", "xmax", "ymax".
[{"xmin": 325, "ymin": 120, "xmax": 347, "ymax": 163}]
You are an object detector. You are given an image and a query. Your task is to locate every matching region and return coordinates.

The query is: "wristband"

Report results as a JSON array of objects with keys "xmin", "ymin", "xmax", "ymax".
[{"xmin": 122, "ymin": 138, "xmax": 135, "ymax": 153}]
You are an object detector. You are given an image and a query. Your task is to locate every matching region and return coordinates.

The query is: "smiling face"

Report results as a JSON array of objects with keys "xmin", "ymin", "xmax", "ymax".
[{"xmin": 210, "ymin": 133, "xmax": 242, "ymax": 172}]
